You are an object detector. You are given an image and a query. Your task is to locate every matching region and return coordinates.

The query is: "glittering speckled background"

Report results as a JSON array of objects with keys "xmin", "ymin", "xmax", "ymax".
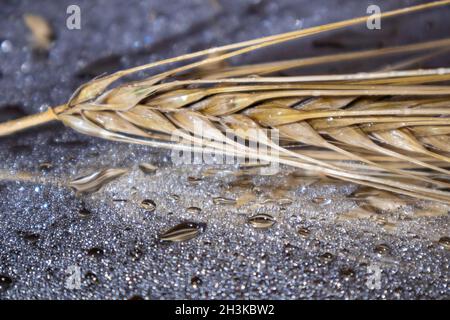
[{"xmin": 0, "ymin": 0, "xmax": 449, "ymax": 299}]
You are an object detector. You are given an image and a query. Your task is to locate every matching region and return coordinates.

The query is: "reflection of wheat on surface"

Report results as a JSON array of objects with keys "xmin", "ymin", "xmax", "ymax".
[{"xmin": 1, "ymin": 1, "xmax": 450, "ymax": 203}]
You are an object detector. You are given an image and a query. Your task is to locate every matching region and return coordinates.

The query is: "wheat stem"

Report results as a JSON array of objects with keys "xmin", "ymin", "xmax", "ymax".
[{"xmin": 0, "ymin": 104, "xmax": 66, "ymax": 137}]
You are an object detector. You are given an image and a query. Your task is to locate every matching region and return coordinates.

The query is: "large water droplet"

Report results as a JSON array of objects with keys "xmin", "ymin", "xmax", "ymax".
[
  {"xmin": 159, "ymin": 222, "xmax": 206, "ymax": 242},
  {"xmin": 140, "ymin": 199, "xmax": 156, "ymax": 212},
  {"xmin": 247, "ymin": 214, "xmax": 276, "ymax": 229}
]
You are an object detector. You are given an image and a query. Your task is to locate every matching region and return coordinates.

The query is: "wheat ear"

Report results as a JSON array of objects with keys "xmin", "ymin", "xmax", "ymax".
[{"xmin": 1, "ymin": 1, "xmax": 450, "ymax": 203}]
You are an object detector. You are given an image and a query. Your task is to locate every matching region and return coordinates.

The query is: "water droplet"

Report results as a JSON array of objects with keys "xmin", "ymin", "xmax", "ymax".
[
  {"xmin": 186, "ymin": 207, "xmax": 202, "ymax": 214},
  {"xmin": 297, "ymin": 227, "xmax": 310, "ymax": 238},
  {"xmin": 247, "ymin": 213, "xmax": 276, "ymax": 229},
  {"xmin": 159, "ymin": 222, "xmax": 206, "ymax": 242},
  {"xmin": 374, "ymin": 243, "xmax": 391, "ymax": 255},
  {"xmin": 213, "ymin": 197, "xmax": 236, "ymax": 205},
  {"xmin": 438, "ymin": 236, "xmax": 450, "ymax": 250},
  {"xmin": 85, "ymin": 271, "xmax": 99, "ymax": 285},
  {"xmin": 340, "ymin": 267, "xmax": 355, "ymax": 279},
  {"xmin": 319, "ymin": 252, "xmax": 334, "ymax": 262},
  {"xmin": 169, "ymin": 194, "xmax": 180, "ymax": 201},
  {"xmin": 139, "ymin": 163, "xmax": 157, "ymax": 175},
  {"xmin": 128, "ymin": 295, "xmax": 144, "ymax": 300},
  {"xmin": 87, "ymin": 247, "xmax": 104, "ymax": 258},
  {"xmin": 129, "ymin": 243, "xmax": 145, "ymax": 261},
  {"xmin": 1, "ymin": 40, "xmax": 12, "ymax": 53},
  {"xmin": 278, "ymin": 198, "xmax": 293, "ymax": 205},
  {"xmin": 140, "ymin": 199, "xmax": 156, "ymax": 212},
  {"xmin": 190, "ymin": 276, "xmax": 202, "ymax": 288},
  {"xmin": 312, "ymin": 197, "xmax": 331, "ymax": 204},
  {"xmin": 22, "ymin": 232, "xmax": 40, "ymax": 243},
  {"xmin": 0, "ymin": 274, "xmax": 12, "ymax": 292},
  {"xmin": 21, "ymin": 61, "xmax": 31, "ymax": 73},
  {"xmin": 78, "ymin": 208, "xmax": 91, "ymax": 218},
  {"xmin": 69, "ymin": 168, "xmax": 128, "ymax": 194},
  {"xmin": 187, "ymin": 176, "xmax": 203, "ymax": 184}
]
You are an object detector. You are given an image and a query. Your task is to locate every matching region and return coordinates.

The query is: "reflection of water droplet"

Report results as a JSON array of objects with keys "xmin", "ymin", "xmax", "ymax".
[
  {"xmin": 438, "ymin": 236, "xmax": 450, "ymax": 250},
  {"xmin": 297, "ymin": 227, "xmax": 310, "ymax": 238},
  {"xmin": 87, "ymin": 247, "xmax": 104, "ymax": 258},
  {"xmin": 213, "ymin": 197, "xmax": 236, "ymax": 205},
  {"xmin": 159, "ymin": 222, "xmax": 206, "ymax": 242},
  {"xmin": 0, "ymin": 274, "xmax": 12, "ymax": 292},
  {"xmin": 190, "ymin": 276, "xmax": 202, "ymax": 288},
  {"xmin": 140, "ymin": 199, "xmax": 156, "ymax": 212},
  {"xmin": 319, "ymin": 252, "xmax": 334, "ymax": 262},
  {"xmin": 247, "ymin": 214, "xmax": 276, "ymax": 229},
  {"xmin": 186, "ymin": 207, "xmax": 202, "ymax": 214},
  {"xmin": 374, "ymin": 243, "xmax": 391, "ymax": 255}
]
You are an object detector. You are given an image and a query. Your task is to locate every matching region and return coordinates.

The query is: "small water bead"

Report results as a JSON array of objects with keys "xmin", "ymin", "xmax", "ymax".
[
  {"xmin": 22, "ymin": 232, "xmax": 40, "ymax": 243},
  {"xmin": 140, "ymin": 199, "xmax": 156, "ymax": 212},
  {"xmin": 247, "ymin": 214, "xmax": 276, "ymax": 229},
  {"xmin": 0, "ymin": 274, "xmax": 13, "ymax": 292},
  {"xmin": 277, "ymin": 198, "xmax": 293, "ymax": 205},
  {"xmin": 438, "ymin": 236, "xmax": 450, "ymax": 250},
  {"xmin": 319, "ymin": 252, "xmax": 334, "ymax": 262},
  {"xmin": 297, "ymin": 227, "xmax": 310, "ymax": 238},
  {"xmin": 374, "ymin": 243, "xmax": 391, "ymax": 255},
  {"xmin": 187, "ymin": 176, "xmax": 203, "ymax": 184},
  {"xmin": 78, "ymin": 208, "xmax": 91, "ymax": 218},
  {"xmin": 312, "ymin": 197, "xmax": 331, "ymax": 205},
  {"xmin": 340, "ymin": 267, "xmax": 355, "ymax": 279},
  {"xmin": 129, "ymin": 242, "xmax": 145, "ymax": 261},
  {"xmin": 1, "ymin": 40, "xmax": 12, "ymax": 53},
  {"xmin": 87, "ymin": 247, "xmax": 104, "ymax": 258},
  {"xmin": 85, "ymin": 271, "xmax": 100, "ymax": 285},
  {"xmin": 159, "ymin": 222, "xmax": 206, "ymax": 242},
  {"xmin": 138, "ymin": 163, "xmax": 157, "ymax": 175},
  {"xmin": 213, "ymin": 197, "xmax": 236, "ymax": 205},
  {"xmin": 190, "ymin": 276, "xmax": 202, "ymax": 288},
  {"xmin": 38, "ymin": 162, "xmax": 53, "ymax": 171},
  {"xmin": 186, "ymin": 207, "xmax": 202, "ymax": 214}
]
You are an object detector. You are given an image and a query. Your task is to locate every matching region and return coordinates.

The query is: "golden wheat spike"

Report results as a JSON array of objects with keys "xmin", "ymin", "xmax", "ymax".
[{"xmin": 1, "ymin": 1, "xmax": 450, "ymax": 202}]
